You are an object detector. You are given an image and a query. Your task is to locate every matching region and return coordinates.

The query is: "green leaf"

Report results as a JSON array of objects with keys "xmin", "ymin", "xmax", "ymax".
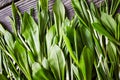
[
  {"xmin": 21, "ymin": 12, "xmax": 40, "ymax": 61},
  {"xmin": 116, "ymin": 14, "xmax": 120, "ymax": 40},
  {"xmin": 53, "ymin": 0, "xmax": 65, "ymax": 23},
  {"xmin": 80, "ymin": 0, "xmax": 89, "ymax": 22},
  {"xmin": 101, "ymin": 12, "xmax": 117, "ymax": 35},
  {"xmin": 39, "ymin": 0, "xmax": 48, "ymax": 11},
  {"xmin": 3, "ymin": 31, "xmax": 17, "ymax": 61},
  {"xmin": 63, "ymin": 26, "xmax": 74, "ymax": 50},
  {"xmin": 37, "ymin": 0, "xmax": 48, "ymax": 42},
  {"xmin": 14, "ymin": 41, "xmax": 32, "ymax": 80},
  {"xmin": 53, "ymin": 0, "xmax": 65, "ymax": 36},
  {"xmin": 0, "ymin": 24, "xmax": 6, "ymax": 34},
  {"xmin": 41, "ymin": 58, "xmax": 49, "ymax": 70},
  {"xmin": 92, "ymin": 23, "xmax": 120, "ymax": 46},
  {"xmin": 0, "ymin": 74, "xmax": 7, "ymax": 80},
  {"xmin": 79, "ymin": 46, "xmax": 94, "ymax": 80},
  {"xmin": 4, "ymin": 31, "xmax": 14, "ymax": 50},
  {"xmin": 48, "ymin": 45, "xmax": 65, "ymax": 80},
  {"xmin": 46, "ymin": 25, "xmax": 56, "ymax": 51},
  {"xmin": 80, "ymin": 26, "xmax": 94, "ymax": 52},
  {"xmin": 94, "ymin": 60, "xmax": 108, "ymax": 80},
  {"xmin": 2, "ymin": 53, "xmax": 20, "ymax": 80},
  {"xmin": 2, "ymin": 53, "xmax": 9, "ymax": 76},
  {"xmin": 32, "ymin": 62, "xmax": 47, "ymax": 80},
  {"xmin": 107, "ymin": 42, "xmax": 117, "ymax": 77},
  {"xmin": 93, "ymin": 35, "xmax": 104, "ymax": 56},
  {"xmin": 72, "ymin": 0, "xmax": 88, "ymax": 27},
  {"xmin": 32, "ymin": 62, "xmax": 54, "ymax": 80},
  {"xmin": 63, "ymin": 34, "xmax": 79, "ymax": 66},
  {"xmin": 11, "ymin": 2, "xmax": 18, "ymax": 34},
  {"xmin": 32, "ymin": 62, "xmax": 41, "ymax": 79},
  {"xmin": 72, "ymin": 64, "xmax": 82, "ymax": 80},
  {"xmin": 110, "ymin": 0, "xmax": 120, "ymax": 15},
  {"xmin": 74, "ymin": 29, "xmax": 82, "ymax": 60},
  {"xmin": 107, "ymin": 42, "xmax": 117, "ymax": 63},
  {"xmin": 0, "ymin": 50, "xmax": 2, "ymax": 74}
]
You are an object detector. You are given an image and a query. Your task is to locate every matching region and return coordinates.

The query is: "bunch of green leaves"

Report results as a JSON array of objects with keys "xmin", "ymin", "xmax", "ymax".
[
  {"xmin": 0, "ymin": 0, "xmax": 67, "ymax": 79},
  {"xmin": 0, "ymin": 0, "xmax": 120, "ymax": 80},
  {"xmin": 72, "ymin": 0, "xmax": 120, "ymax": 80}
]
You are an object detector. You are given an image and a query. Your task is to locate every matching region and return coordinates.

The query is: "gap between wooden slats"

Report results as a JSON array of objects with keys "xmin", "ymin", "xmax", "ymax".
[
  {"xmin": 0, "ymin": 0, "xmax": 74, "ymax": 31},
  {"xmin": 0, "ymin": 0, "xmax": 18, "ymax": 9}
]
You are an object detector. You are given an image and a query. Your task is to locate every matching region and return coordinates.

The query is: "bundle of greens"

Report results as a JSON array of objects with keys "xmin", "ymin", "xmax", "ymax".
[{"xmin": 0, "ymin": 0, "xmax": 120, "ymax": 80}]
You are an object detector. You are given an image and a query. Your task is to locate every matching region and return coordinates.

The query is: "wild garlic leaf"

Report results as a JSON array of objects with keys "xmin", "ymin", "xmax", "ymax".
[
  {"xmin": 46, "ymin": 25, "xmax": 56, "ymax": 51},
  {"xmin": 0, "ymin": 24, "xmax": 6, "ymax": 34},
  {"xmin": 48, "ymin": 45, "xmax": 65, "ymax": 80},
  {"xmin": 0, "ymin": 74, "xmax": 7, "ymax": 80},
  {"xmin": 101, "ymin": 12, "xmax": 117, "ymax": 35},
  {"xmin": 72, "ymin": 64, "xmax": 82, "ymax": 80},
  {"xmin": 4, "ymin": 31, "xmax": 14, "ymax": 50},
  {"xmin": 53, "ymin": 0, "xmax": 65, "ymax": 36},
  {"xmin": 79, "ymin": 26, "xmax": 94, "ymax": 52},
  {"xmin": 63, "ymin": 34, "xmax": 79, "ymax": 66},
  {"xmin": 21, "ymin": 12, "xmax": 40, "ymax": 60},
  {"xmin": 107, "ymin": 42, "xmax": 117, "ymax": 64},
  {"xmin": 32, "ymin": 62, "xmax": 54, "ymax": 80},
  {"xmin": 92, "ymin": 22, "xmax": 120, "ymax": 46},
  {"xmin": 74, "ymin": 29, "xmax": 84, "ymax": 60},
  {"xmin": 3, "ymin": 54, "xmax": 20, "ymax": 80},
  {"xmin": 14, "ymin": 41, "xmax": 31, "ymax": 80},
  {"xmin": 116, "ymin": 14, "xmax": 120, "ymax": 41},
  {"xmin": 79, "ymin": 46, "xmax": 93, "ymax": 80},
  {"xmin": 11, "ymin": 2, "xmax": 17, "ymax": 34}
]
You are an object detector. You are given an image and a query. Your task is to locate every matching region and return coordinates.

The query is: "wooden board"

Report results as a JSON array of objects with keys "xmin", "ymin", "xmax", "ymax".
[
  {"xmin": 0, "ymin": 0, "xmax": 17, "ymax": 9},
  {"xmin": 0, "ymin": 0, "xmax": 120, "ymax": 31},
  {"xmin": 0, "ymin": 0, "xmax": 74, "ymax": 30},
  {"xmin": 0, "ymin": 0, "xmax": 37, "ymax": 30}
]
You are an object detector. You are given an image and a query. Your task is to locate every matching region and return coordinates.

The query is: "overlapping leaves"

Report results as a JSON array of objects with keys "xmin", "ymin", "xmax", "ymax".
[{"xmin": 0, "ymin": 0, "xmax": 120, "ymax": 80}]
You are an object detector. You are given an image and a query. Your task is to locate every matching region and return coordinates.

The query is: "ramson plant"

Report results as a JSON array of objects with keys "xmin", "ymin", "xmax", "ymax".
[{"xmin": 0, "ymin": 0, "xmax": 120, "ymax": 80}]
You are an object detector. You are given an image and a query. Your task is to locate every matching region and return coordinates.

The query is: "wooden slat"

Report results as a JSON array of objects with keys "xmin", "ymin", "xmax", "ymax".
[
  {"xmin": 0, "ymin": 0, "xmax": 18, "ymax": 9},
  {"xmin": 63, "ymin": 0, "xmax": 74, "ymax": 19},
  {"xmin": 0, "ymin": 0, "xmax": 13, "ymax": 8},
  {"xmin": 0, "ymin": 0, "xmax": 74, "ymax": 31},
  {"xmin": 2, "ymin": 0, "xmax": 117, "ymax": 31},
  {"xmin": 0, "ymin": 0, "xmax": 37, "ymax": 30}
]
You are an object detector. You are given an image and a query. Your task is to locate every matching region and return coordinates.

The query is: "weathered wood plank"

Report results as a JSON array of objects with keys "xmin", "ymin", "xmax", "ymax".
[
  {"xmin": 1, "ymin": 0, "xmax": 118, "ymax": 31},
  {"xmin": 0, "ymin": 0, "xmax": 37, "ymax": 30},
  {"xmin": 0, "ymin": 0, "xmax": 74, "ymax": 30},
  {"xmin": 0, "ymin": 0, "xmax": 18, "ymax": 9}
]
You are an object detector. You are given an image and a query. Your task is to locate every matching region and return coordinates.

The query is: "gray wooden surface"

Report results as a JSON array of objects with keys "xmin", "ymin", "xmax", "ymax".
[
  {"xmin": 0, "ymin": 0, "xmax": 18, "ymax": 9},
  {"xmin": 0, "ymin": 0, "xmax": 74, "ymax": 30},
  {"xmin": 0, "ymin": 0, "xmax": 13, "ymax": 8},
  {"xmin": 0, "ymin": 0, "xmax": 120, "ymax": 30},
  {"xmin": 0, "ymin": 0, "xmax": 37, "ymax": 30}
]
